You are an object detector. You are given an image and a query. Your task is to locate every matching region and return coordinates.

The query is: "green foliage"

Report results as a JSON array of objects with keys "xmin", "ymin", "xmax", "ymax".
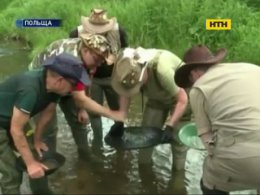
[
  {"xmin": 244, "ymin": 0, "xmax": 260, "ymax": 11},
  {"xmin": 0, "ymin": 0, "xmax": 12, "ymax": 11},
  {"xmin": 0, "ymin": 0, "xmax": 259, "ymax": 64}
]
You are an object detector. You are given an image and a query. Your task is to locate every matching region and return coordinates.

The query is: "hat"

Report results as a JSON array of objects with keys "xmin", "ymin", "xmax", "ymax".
[
  {"xmin": 111, "ymin": 54, "xmax": 148, "ymax": 97},
  {"xmin": 16, "ymin": 150, "xmax": 66, "ymax": 175},
  {"xmin": 81, "ymin": 8, "xmax": 116, "ymax": 34},
  {"xmin": 80, "ymin": 33, "xmax": 113, "ymax": 64},
  {"xmin": 42, "ymin": 52, "xmax": 90, "ymax": 85},
  {"xmin": 174, "ymin": 45, "xmax": 227, "ymax": 88}
]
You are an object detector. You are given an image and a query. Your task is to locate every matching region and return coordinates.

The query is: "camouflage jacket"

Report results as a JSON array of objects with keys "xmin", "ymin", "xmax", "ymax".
[{"xmin": 28, "ymin": 38, "xmax": 82, "ymax": 70}]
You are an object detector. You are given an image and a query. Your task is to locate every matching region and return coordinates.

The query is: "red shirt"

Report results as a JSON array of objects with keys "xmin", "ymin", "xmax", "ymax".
[
  {"xmin": 75, "ymin": 82, "xmax": 86, "ymax": 91},
  {"xmin": 72, "ymin": 64, "xmax": 95, "ymax": 92}
]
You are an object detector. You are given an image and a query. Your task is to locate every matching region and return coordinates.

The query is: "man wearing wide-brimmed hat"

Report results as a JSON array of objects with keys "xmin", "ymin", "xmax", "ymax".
[
  {"xmin": 174, "ymin": 44, "xmax": 260, "ymax": 194},
  {"xmin": 110, "ymin": 47, "xmax": 192, "ymax": 192},
  {"xmin": 69, "ymin": 8, "xmax": 128, "ymax": 160},
  {"xmin": 70, "ymin": 8, "xmax": 127, "ymax": 57}
]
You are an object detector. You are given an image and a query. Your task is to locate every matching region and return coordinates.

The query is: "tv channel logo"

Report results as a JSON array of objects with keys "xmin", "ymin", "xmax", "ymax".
[{"xmin": 206, "ymin": 19, "xmax": 231, "ymax": 30}]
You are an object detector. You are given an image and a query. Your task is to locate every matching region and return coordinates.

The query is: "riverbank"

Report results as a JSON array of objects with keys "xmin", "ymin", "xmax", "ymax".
[{"xmin": 0, "ymin": 0, "xmax": 259, "ymax": 64}]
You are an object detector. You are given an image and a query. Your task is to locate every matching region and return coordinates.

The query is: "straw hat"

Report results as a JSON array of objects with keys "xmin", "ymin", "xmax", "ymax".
[
  {"xmin": 81, "ymin": 8, "xmax": 116, "ymax": 34},
  {"xmin": 111, "ymin": 51, "xmax": 148, "ymax": 97}
]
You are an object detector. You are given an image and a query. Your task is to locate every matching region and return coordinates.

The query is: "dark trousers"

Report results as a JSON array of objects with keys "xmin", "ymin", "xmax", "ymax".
[
  {"xmin": 200, "ymin": 180, "xmax": 229, "ymax": 195},
  {"xmin": 0, "ymin": 127, "xmax": 54, "ymax": 195},
  {"xmin": 0, "ymin": 130, "xmax": 22, "ymax": 194},
  {"xmin": 88, "ymin": 78, "xmax": 119, "ymax": 155}
]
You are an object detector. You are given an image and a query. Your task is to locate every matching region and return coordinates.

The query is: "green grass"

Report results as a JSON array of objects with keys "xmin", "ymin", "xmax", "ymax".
[{"xmin": 0, "ymin": 0, "xmax": 260, "ymax": 64}]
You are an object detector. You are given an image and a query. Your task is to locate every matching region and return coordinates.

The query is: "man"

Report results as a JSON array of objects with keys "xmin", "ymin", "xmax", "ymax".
[
  {"xmin": 69, "ymin": 8, "xmax": 128, "ymax": 158},
  {"xmin": 0, "ymin": 53, "xmax": 89, "ymax": 194},
  {"xmin": 174, "ymin": 44, "xmax": 260, "ymax": 194},
  {"xmin": 28, "ymin": 33, "xmax": 123, "ymax": 162},
  {"xmin": 111, "ymin": 47, "xmax": 191, "ymax": 192}
]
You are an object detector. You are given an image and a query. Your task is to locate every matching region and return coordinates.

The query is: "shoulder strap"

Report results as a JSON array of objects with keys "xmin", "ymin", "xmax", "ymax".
[{"xmin": 150, "ymin": 51, "xmax": 165, "ymax": 90}]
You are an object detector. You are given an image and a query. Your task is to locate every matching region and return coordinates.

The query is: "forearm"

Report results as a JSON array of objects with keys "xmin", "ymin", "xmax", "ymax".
[
  {"xmin": 34, "ymin": 113, "xmax": 53, "ymax": 142},
  {"xmin": 75, "ymin": 94, "xmax": 114, "ymax": 118},
  {"xmin": 11, "ymin": 128, "xmax": 35, "ymax": 165},
  {"xmin": 168, "ymin": 88, "xmax": 188, "ymax": 126},
  {"xmin": 72, "ymin": 91, "xmax": 124, "ymax": 121},
  {"xmin": 34, "ymin": 103, "xmax": 56, "ymax": 142},
  {"xmin": 119, "ymin": 96, "xmax": 130, "ymax": 119},
  {"xmin": 168, "ymin": 100, "xmax": 187, "ymax": 126},
  {"xmin": 11, "ymin": 107, "xmax": 37, "ymax": 165}
]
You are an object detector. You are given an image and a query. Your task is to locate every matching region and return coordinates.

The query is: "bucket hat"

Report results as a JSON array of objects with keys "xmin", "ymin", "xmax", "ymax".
[
  {"xmin": 111, "ymin": 52, "xmax": 148, "ymax": 97},
  {"xmin": 81, "ymin": 8, "xmax": 116, "ymax": 34}
]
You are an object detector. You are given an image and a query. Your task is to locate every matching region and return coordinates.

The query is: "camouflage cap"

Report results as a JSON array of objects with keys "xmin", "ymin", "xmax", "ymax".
[{"xmin": 80, "ymin": 33, "xmax": 113, "ymax": 64}]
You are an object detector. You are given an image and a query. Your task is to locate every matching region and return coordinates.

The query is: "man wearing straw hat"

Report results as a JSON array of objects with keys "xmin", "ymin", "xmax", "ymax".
[
  {"xmin": 69, "ymin": 8, "xmax": 128, "ymax": 159},
  {"xmin": 111, "ymin": 47, "xmax": 191, "ymax": 192},
  {"xmin": 174, "ymin": 44, "xmax": 260, "ymax": 194}
]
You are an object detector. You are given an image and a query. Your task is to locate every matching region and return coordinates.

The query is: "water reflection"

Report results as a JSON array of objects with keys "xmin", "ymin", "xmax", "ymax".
[
  {"xmin": 51, "ymin": 108, "xmax": 176, "ymax": 194},
  {"xmin": 0, "ymin": 40, "xmax": 30, "ymax": 79},
  {"xmin": 4, "ymin": 41, "xmax": 254, "ymax": 195}
]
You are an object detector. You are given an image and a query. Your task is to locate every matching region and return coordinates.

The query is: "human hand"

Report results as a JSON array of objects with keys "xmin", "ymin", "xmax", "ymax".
[
  {"xmin": 161, "ymin": 125, "xmax": 174, "ymax": 143},
  {"xmin": 200, "ymin": 132, "xmax": 214, "ymax": 155},
  {"xmin": 77, "ymin": 109, "xmax": 89, "ymax": 124},
  {"xmin": 108, "ymin": 121, "xmax": 124, "ymax": 137},
  {"xmin": 109, "ymin": 110, "xmax": 125, "ymax": 122},
  {"xmin": 27, "ymin": 160, "xmax": 48, "ymax": 179},
  {"xmin": 34, "ymin": 140, "xmax": 48, "ymax": 158}
]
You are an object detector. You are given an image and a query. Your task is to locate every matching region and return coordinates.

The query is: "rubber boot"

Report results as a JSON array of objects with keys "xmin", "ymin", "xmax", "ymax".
[
  {"xmin": 138, "ymin": 162, "xmax": 158, "ymax": 194},
  {"xmin": 29, "ymin": 176, "xmax": 53, "ymax": 195}
]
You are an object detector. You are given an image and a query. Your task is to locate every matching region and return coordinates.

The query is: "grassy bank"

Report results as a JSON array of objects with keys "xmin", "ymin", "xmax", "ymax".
[{"xmin": 0, "ymin": 0, "xmax": 260, "ymax": 64}]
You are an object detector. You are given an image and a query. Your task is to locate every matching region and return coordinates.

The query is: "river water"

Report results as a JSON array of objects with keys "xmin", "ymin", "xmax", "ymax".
[{"xmin": 0, "ymin": 41, "xmax": 257, "ymax": 195}]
